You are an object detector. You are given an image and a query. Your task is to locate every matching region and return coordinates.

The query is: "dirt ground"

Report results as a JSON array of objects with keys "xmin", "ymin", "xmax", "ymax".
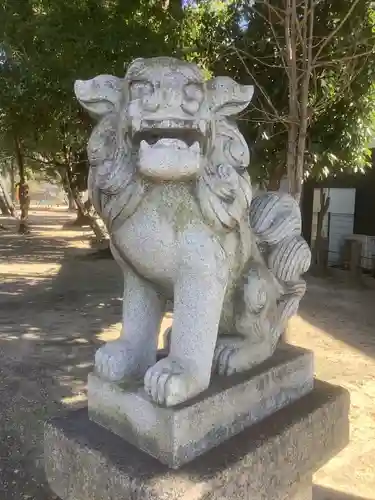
[{"xmin": 0, "ymin": 208, "xmax": 374, "ymax": 500}]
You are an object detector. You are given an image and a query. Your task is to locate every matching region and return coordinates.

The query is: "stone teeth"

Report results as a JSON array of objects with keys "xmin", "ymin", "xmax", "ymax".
[
  {"xmin": 156, "ymin": 138, "xmax": 188, "ymax": 149},
  {"xmin": 145, "ymin": 120, "xmax": 157, "ymax": 129},
  {"xmin": 190, "ymin": 141, "xmax": 200, "ymax": 153},
  {"xmin": 132, "ymin": 118, "xmax": 141, "ymax": 133},
  {"xmin": 159, "ymin": 138, "xmax": 176, "ymax": 145},
  {"xmin": 159, "ymin": 120, "xmax": 172, "ymax": 129},
  {"xmin": 198, "ymin": 120, "xmax": 206, "ymax": 134}
]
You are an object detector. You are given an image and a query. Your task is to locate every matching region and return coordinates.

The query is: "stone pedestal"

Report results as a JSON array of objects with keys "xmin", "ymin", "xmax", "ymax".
[
  {"xmin": 45, "ymin": 380, "xmax": 349, "ymax": 500},
  {"xmin": 88, "ymin": 345, "xmax": 313, "ymax": 468}
]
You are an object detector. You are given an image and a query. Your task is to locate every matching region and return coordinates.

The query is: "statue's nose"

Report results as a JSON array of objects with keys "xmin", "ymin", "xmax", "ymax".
[
  {"xmin": 143, "ymin": 92, "xmax": 159, "ymax": 112},
  {"xmin": 143, "ymin": 88, "xmax": 180, "ymax": 113},
  {"xmin": 162, "ymin": 88, "xmax": 181, "ymax": 108}
]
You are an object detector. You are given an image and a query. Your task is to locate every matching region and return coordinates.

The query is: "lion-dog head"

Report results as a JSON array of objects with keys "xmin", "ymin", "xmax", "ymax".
[{"xmin": 75, "ymin": 57, "xmax": 254, "ymax": 234}]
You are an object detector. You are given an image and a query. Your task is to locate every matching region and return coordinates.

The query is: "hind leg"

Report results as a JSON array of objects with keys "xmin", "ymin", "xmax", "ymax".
[
  {"xmin": 213, "ymin": 283, "xmax": 306, "ymax": 376},
  {"xmin": 213, "ymin": 333, "xmax": 275, "ymax": 376},
  {"xmin": 213, "ymin": 266, "xmax": 278, "ymax": 376}
]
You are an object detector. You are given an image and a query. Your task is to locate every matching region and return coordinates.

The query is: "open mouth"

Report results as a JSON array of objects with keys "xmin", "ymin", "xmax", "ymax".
[
  {"xmin": 132, "ymin": 119, "xmax": 206, "ymax": 154},
  {"xmin": 133, "ymin": 119, "xmax": 207, "ymax": 180}
]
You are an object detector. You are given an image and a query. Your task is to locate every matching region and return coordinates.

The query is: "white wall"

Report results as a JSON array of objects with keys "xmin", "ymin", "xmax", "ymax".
[
  {"xmin": 328, "ymin": 214, "xmax": 356, "ymax": 265},
  {"xmin": 312, "ymin": 188, "xmax": 356, "ymax": 265}
]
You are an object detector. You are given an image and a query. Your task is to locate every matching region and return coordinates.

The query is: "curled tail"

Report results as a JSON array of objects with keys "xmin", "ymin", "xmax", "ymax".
[{"xmin": 248, "ymin": 191, "xmax": 311, "ymax": 344}]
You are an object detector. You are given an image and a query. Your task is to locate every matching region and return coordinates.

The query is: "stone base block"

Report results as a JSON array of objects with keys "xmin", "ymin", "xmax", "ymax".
[
  {"xmin": 45, "ymin": 380, "xmax": 349, "ymax": 500},
  {"xmin": 88, "ymin": 344, "xmax": 314, "ymax": 468}
]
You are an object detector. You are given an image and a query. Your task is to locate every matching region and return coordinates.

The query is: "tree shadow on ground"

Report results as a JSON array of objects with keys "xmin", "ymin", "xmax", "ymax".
[
  {"xmin": 0, "ymin": 210, "xmax": 122, "ymax": 499},
  {"xmin": 0, "ymin": 211, "xmax": 122, "ymax": 338},
  {"xmin": 298, "ymin": 276, "xmax": 375, "ymax": 359}
]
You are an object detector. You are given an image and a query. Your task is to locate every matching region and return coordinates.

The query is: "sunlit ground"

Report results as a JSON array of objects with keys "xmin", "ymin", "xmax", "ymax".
[{"xmin": 288, "ymin": 313, "xmax": 375, "ymax": 499}]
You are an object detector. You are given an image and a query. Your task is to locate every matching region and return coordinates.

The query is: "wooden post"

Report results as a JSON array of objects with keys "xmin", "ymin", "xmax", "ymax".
[{"xmin": 349, "ymin": 239, "xmax": 362, "ymax": 285}]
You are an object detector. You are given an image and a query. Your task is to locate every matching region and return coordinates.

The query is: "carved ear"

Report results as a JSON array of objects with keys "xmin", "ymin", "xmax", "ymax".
[
  {"xmin": 124, "ymin": 58, "xmax": 146, "ymax": 80},
  {"xmin": 207, "ymin": 77, "xmax": 254, "ymax": 116},
  {"xmin": 74, "ymin": 75, "xmax": 123, "ymax": 119}
]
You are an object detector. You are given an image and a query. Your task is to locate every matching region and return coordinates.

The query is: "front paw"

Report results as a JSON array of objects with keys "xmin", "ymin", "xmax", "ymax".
[
  {"xmin": 95, "ymin": 340, "xmax": 135, "ymax": 382},
  {"xmin": 144, "ymin": 356, "xmax": 209, "ymax": 407}
]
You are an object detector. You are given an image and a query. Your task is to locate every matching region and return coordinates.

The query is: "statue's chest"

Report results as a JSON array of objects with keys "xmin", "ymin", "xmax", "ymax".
[{"xmin": 112, "ymin": 184, "xmax": 203, "ymax": 284}]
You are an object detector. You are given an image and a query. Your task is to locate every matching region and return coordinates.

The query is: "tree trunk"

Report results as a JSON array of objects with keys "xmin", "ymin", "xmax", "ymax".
[
  {"xmin": 68, "ymin": 192, "xmax": 76, "ymax": 211},
  {"xmin": 312, "ymin": 188, "xmax": 330, "ymax": 273},
  {"xmin": 73, "ymin": 190, "xmax": 107, "ymax": 241},
  {"xmin": 267, "ymin": 163, "xmax": 285, "ymax": 191},
  {"xmin": 285, "ymin": 0, "xmax": 300, "ymax": 202},
  {"xmin": 294, "ymin": 0, "xmax": 314, "ymax": 205},
  {"xmin": 284, "ymin": 0, "xmax": 315, "ymax": 204},
  {"xmin": 14, "ymin": 134, "xmax": 30, "ymax": 234},
  {"xmin": 62, "ymin": 167, "xmax": 107, "ymax": 241},
  {"xmin": 286, "ymin": 123, "xmax": 298, "ymax": 198},
  {"xmin": 10, "ymin": 159, "xmax": 16, "ymax": 203},
  {"xmin": 71, "ymin": 199, "xmax": 93, "ymax": 227},
  {"xmin": 60, "ymin": 168, "xmax": 77, "ymax": 212},
  {"xmin": 61, "ymin": 167, "xmax": 76, "ymax": 211}
]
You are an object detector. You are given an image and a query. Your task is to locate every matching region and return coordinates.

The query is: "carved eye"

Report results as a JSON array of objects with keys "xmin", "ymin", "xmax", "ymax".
[
  {"xmin": 130, "ymin": 81, "xmax": 154, "ymax": 100},
  {"xmin": 182, "ymin": 83, "xmax": 204, "ymax": 115},
  {"xmin": 184, "ymin": 82, "xmax": 204, "ymax": 102}
]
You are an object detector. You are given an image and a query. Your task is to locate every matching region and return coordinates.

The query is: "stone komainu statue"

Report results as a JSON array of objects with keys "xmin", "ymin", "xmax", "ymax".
[{"xmin": 75, "ymin": 57, "xmax": 311, "ymax": 407}]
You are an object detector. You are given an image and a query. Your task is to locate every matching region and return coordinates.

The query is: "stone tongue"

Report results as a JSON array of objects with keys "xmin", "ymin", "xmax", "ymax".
[{"xmin": 154, "ymin": 138, "xmax": 188, "ymax": 149}]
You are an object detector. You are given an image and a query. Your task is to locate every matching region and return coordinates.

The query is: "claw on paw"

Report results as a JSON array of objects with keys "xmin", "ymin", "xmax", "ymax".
[
  {"xmin": 214, "ymin": 344, "xmax": 241, "ymax": 376},
  {"xmin": 213, "ymin": 338, "xmax": 273, "ymax": 376},
  {"xmin": 144, "ymin": 356, "xmax": 209, "ymax": 407}
]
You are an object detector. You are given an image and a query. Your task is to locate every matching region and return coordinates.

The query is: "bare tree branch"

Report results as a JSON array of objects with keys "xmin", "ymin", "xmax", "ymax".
[
  {"xmin": 229, "ymin": 47, "xmax": 285, "ymax": 70},
  {"xmin": 314, "ymin": 50, "xmax": 375, "ymax": 68},
  {"xmin": 250, "ymin": 1, "xmax": 289, "ymax": 75},
  {"xmin": 229, "ymin": 45, "xmax": 286, "ymax": 123},
  {"xmin": 312, "ymin": 0, "xmax": 362, "ymax": 65}
]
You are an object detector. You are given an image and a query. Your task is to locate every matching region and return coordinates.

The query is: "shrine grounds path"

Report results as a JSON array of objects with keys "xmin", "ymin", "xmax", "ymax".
[{"xmin": 0, "ymin": 208, "xmax": 374, "ymax": 500}]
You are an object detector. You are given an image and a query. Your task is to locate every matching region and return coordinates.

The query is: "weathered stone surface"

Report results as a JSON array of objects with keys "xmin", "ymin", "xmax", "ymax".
[
  {"xmin": 88, "ymin": 344, "xmax": 313, "ymax": 468},
  {"xmin": 45, "ymin": 380, "xmax": 349, "ymax": 500},
  {"xmin": 74, "ymin": 56, "xmax": 312, "ymax": 407}
]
